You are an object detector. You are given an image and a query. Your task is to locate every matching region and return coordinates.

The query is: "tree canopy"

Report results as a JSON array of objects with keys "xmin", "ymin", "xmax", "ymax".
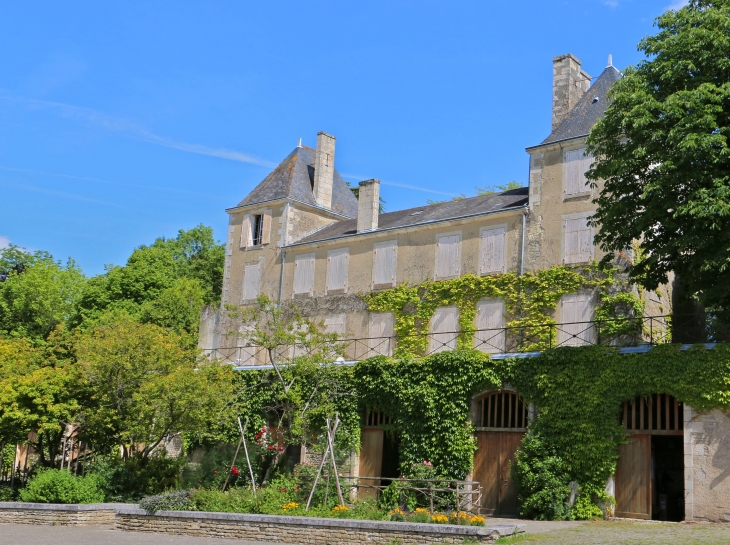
[{"xmin": 586, "ymin": 0, "xmax": 730, "ymax": 308}]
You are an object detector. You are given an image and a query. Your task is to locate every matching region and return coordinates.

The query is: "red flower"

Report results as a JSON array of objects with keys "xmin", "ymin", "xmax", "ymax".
[
  {"xmin": 214, "ymin": 470, "xmax": 219, "ymax": 475},
  {"xmin": 231, "ymin": 466, "xmax": 240, "ymax": 476}
]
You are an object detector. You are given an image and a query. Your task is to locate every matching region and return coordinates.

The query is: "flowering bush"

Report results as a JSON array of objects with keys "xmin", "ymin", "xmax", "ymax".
[
  {"xmin": 281, "ymin": 502, "xmax": 299, "ymax": 511},
  {"xmin": 431, "ymin": 514, "xmax": 449, "ymax": 524},
  {"xmin": 331, "ymin": 505, "xmax": 349, "ymax": 514},
  {"xmin": 469, "ymin": 515, "xmax": 485, "ymax": 526}
]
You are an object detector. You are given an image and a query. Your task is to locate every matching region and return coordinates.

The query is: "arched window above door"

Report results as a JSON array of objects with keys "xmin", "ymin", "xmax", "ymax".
[{"xmin": 476, "ymin": 390, "xmax": 528, "ymax": 430}]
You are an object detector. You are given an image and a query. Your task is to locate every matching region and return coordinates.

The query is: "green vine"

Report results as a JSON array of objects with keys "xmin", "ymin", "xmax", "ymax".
[{"xmin": 365, "ymin": 264, "xmax": 645, "ymax": 357}]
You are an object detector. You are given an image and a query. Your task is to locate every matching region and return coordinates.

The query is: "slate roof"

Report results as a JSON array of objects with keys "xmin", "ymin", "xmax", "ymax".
[
  {"xmin": 533, "ymin": 65, "xmax": 621, "ymax": 148},
  {"xmin": 291, "ymin": 187, "xmax": 529, "ymax": 245},
  {"xmin": 234, "ymin": 146, "xmax": 359, "ymax": 218}
]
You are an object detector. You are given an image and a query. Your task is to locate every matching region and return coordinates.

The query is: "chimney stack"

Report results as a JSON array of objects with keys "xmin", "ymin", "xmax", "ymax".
[
  {"xmin": 314, "ymin": 131, "xmax": 336, "ymax": 209},
  {"xmin": 552, "ymin": 54, "xmax": 591, "ymax": 130},
  {"xmin": 357, "ymin": 179, "xmax": 380, "ymax": 233}
]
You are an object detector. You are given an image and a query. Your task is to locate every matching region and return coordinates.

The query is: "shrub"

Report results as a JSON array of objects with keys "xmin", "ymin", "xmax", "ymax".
[
  {"xmin": 139, "ymin": 490, "xmax": 192, "ymax": 514},
  {"xmin": 19, "ymin": 469, "xmax": 105, "ymax": 504},
  {"xmin": 0, "ymin": 486, "xmax": 14, "ymax": 501},
  {"xmin": 90, "ymin": 454, "xmax": 185, "ymax": 501},
  {"xmin": 512, "ymin": 434, "xmax": 572, "ymax": 521}
]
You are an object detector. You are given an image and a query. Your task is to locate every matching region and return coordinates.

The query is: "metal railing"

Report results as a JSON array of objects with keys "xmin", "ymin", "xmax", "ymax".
[{"xmin": 200, "ymin": 313, "xmax": 721, "ymax": 367}]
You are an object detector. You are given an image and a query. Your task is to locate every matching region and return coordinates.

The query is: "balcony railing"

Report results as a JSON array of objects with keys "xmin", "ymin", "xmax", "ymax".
[{"xmin": 202, "ymin": 313, "xmax": 718, "ymax": 367}]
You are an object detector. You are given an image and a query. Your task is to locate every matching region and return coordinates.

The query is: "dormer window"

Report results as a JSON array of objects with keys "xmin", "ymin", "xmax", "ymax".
[
  {"xmin": 252, "ymin": 214, "xmax": 264, "ymax": 246},
  {"xmin": 240, "ymin": 210, "xmax": 272, "ymax": 249}
]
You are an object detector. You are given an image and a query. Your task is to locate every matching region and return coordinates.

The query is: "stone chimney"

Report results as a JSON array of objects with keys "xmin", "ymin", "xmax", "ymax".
[
  {"xmin": 552, "ymin": 54, "xmax": 591, "ymax": 130},
  {"xmin": 314, "ymin": 131, "xmax": 336, "ymax": 209},
  {"xmin": 357, "ymin": 179, "xmax": 380, "ymax": 233}
]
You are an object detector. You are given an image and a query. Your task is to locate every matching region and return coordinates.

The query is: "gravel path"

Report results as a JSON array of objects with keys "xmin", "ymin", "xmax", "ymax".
[{"xmin": 496, "ymin": 520, "xmax": 730, "ymax": 544}]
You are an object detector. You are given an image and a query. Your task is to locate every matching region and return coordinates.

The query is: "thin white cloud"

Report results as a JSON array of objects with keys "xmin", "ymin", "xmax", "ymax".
[
  {"xmin": 667, "ymin": 0, "xmax": 689, "ymax": 9},
  {"xmin": 0, "ymin": 165, "xmax": 217, "ymax": 198},
  {"xmin": 0, "ymin": 94, "xmax": 276, "ymax": 168},
  {"xmin": 605, "ymin": 0, "xmax": 620, "ymax": 7},
  {"xmin": 0, "ymin": 180, "xmax": 128, "ymax": 209},
  {"xmin": 0, "ymin": 235, "xmax": 9, "ymax": 249},
  {"xmin": 340, "ymin": 172, "xmax": 458, "ymax": 197}
]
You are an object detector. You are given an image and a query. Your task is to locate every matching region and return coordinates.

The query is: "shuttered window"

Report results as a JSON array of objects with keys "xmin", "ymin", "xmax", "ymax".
[
  {"xmin": 368, "ymin": 312, "xmax": 394, "ymax": 357},
  {"xmin": 242, "ymin": 262, "xmax": 261, "ymax": 301},
  {"xmin": 261, "ymin": 209, "xmax": 272, "ymax": 245},
  {"xmin": 474, "ymin": 299, "xmax": 505, "ymax": 354},
  {"xmin": 435, "ymin": 234, "xmax": 461, "ymax": 279},
  {"xmin": 293, "ymin": 253, "xmax": 315, "ymax": 296},
  {"xmin": 564, "ymin": 148, "xmax": 592, "ymax": 196},
  {"xmin": 558, "ymin": 293, "xmax": 593, "ymax": 347},
  {"xmin": 241, "ymin": 215, "xmax": 252, "ymax": 248},
  {"xmin": 326, "ymin": 248, "xmax": 349, "ymax": 293},
  {"xmin": 429, "ymin": 306, "xmax": 459, "ymax": 354},
  {"xmin": 479, "ymin": 228, "xmax": 505, "ymax": 274},
  {"xmin": 241, "ymin": 210, "xmax": 272, "ymax": 248},
  {"xmin": 564, "ymin": 216, "xmax": 592, "ymax": 264},
  {"xmin": 372, "ymin": 240, "xmax": 397, "ymax": 288},
  {"xmin": 324, "ymin": 314, "xmax": 346, "ymax": 335}
]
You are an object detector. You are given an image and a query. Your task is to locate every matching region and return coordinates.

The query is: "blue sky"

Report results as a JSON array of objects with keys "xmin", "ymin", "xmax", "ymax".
[{"xmin": 0, "ymin": 0, "xmax": 688, "ymax": 275}]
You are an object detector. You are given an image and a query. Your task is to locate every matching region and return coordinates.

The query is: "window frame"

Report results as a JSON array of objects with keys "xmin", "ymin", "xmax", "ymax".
[
  {"xmin": 434, "ymin": 231, "xmax": 462, "ymax": 280},
  {"xmin": 562, "ymin": 146, "xmax": 593, "ymax": 200},
  {"xmin": 479, "ymin": 225, "xmax": 507, "ymax": 275},
  {"xmin": 562, "ymin": 211, "xmax": 594, "ymax": 265}
]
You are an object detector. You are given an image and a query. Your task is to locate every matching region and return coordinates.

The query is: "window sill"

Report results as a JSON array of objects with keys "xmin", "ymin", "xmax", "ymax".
[
  {"xmin": 325, "ymin": 288, "xmax": 347, "ymax": 296},
  {"xmin": 372, "ymin": 282, "xmax": 395, "ymax": 291},
  {"xmin": 562, "ymin": 192, "xmax": 591, "ymax": 202},
  {"xmin": 479, "ymin": 269, "xmax": 505, "ymax": 276},
  {"xmin": 293, "ymin": 293, "xmax": 312, "ymax": 299}
]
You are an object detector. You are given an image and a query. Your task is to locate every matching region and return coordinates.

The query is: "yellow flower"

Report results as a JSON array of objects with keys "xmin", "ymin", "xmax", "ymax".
[
  {"xmin": 470, "ymin": 515, "xmax": 485, "ymax": 525},
  {"xmin": 451, "ymin": 511, "xmax": 469, "ymax": 520},
  {"xmin": 282, "ymin": 502, "xmax": 299, "ymax": 511},
  {"xmin": 389, "ymin": 507, "xmax": 405, "ymax": 515},
  {"xmin": 431, "ymin": 514, "xmax": 449, "ymax": 524},
  {"xmin": 331, "ymin": 505, "xmax": 349, "ymax": 513},
  {"xmin": 414, "ymin": 507, "xmax": 430, "ymax": 514}
]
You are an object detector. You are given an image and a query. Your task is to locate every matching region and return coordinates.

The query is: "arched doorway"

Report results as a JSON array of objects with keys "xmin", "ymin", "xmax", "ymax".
[
  {"xmin": 358, "ymin": 409, "xmax": 399, "ymax": 500},
  {"xmin": 473, "ymin": 390, "xmax": 528, "ymax": 516},
  {"xmin": 615, "ymin": 394, "xmax": 684, "ymax": 521}
]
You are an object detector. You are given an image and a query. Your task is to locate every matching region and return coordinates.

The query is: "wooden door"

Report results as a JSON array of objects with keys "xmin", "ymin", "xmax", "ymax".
[
  {"xmin": 615, "ymin": 434, "xmax": 651, "ymax": 519},
  {"xmin": 474, "ymin": 431, "xmax": 524, "ymax": 516},
  {"xmin": 358, "ymin": 428, "xmax": 383, "ymax": 500}
]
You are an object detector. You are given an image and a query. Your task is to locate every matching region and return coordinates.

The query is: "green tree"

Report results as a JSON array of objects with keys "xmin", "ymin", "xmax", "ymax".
[
  {"xmin": 75, "ymin": 311, "xmax": 230, "ymax": 459},
  {"xmin": 227, "ymin": 297, "xmax": 356, "ymax": 484},
  {"xmin": 0, "ymin": 330, "xmax": 82, "ymax": 466},
  {"xmin": 586, "ymin": 0, "xmax": 730, "ymax": 308},
  {"xmin": 74, "ymin": 225, "xmax": 223, "ymax": 333},
  {"xmin": 0, "ymin": 247, "xmax": 86, "ymax": 341}
]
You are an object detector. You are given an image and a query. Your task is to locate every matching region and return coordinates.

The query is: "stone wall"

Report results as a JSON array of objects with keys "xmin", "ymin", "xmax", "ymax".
[
  {"xmin": 685, "ymin": 407, "xmax": 730, "ymax": 522},
  {"xmin": 115, "ymin": 508, "xmax": 518, "ymax": 544},
  {"xmin": 0, "ymin": 502, "xmax": 119, "ymax": 526}
]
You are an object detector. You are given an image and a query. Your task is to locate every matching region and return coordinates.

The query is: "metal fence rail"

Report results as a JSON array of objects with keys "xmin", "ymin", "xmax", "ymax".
[{"xmin": 201, "ymin": 313, "xmax": 720, "ymax": 367}]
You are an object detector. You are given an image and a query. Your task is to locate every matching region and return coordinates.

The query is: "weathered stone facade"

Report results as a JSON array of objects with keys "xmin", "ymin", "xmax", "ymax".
[{"xmin": 0, "ymin": 502, "xmax": 119, "ymax": 525}]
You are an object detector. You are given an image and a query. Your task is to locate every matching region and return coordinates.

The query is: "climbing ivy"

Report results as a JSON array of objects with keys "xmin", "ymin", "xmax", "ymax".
[
  {"xmin": 354, "ymin": 350, "xmax": 499, "ymax": 479},
  {"xmin": 500, "ymin": 343, "xmax": 730, "ymax": 519},
  {"xmin": 365, "ymin": 264, "xmax": 645, "ymax": 357}
]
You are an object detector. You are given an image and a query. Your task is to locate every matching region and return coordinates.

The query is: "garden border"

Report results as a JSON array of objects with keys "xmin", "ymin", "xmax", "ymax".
[{"xmin": 0, "ymin": 502, "xmax": 524, "ymax": 544}]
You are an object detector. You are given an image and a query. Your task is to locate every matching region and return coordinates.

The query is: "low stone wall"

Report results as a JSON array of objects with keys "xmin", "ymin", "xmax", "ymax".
[
  {"xmin": 115, "ymin": 508, "xmax": 522, "ymax": 544},
  {"xmin": 0, "ymin": 502, "xmax": 123, "ymax": 526}
]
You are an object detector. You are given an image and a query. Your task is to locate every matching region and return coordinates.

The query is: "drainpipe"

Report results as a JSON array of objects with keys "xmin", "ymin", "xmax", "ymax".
[
  {"xmin": 520, "ymin": 208, "xmax": 527, "ymax": 275},
  {"xmin": 278, "ymin": 203, "xmax": 290, "ymax": 303}
]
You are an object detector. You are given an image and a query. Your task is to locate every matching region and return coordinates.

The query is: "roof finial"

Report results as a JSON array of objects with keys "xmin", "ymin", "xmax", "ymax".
[
  {"xmin": 607, "ymin": 54, "xmax": 613, "ymax": 67},
  {"xmin": 297, "ymin": 137, "xmax": 302, "ymax": 148}
]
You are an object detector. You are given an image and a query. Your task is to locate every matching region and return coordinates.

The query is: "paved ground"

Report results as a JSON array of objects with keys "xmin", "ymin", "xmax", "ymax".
[
  {"xmin": 0, "ymin": 523, "xmax": 294, "ymax": 545},
  {"xmin": 495, "ymin": 519, "xmax": 730, "ymax": 544},
  {"xmin": 5, "ymin": 519, "xmax": 730, "ymax": 544}
]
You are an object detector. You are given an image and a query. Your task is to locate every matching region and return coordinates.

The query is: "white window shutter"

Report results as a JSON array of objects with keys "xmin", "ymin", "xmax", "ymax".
[
  {"xmin": 326, "ymin": 248, "xmax": 349, "ymax": 292},
  {"xmin": 261, "ymin": 209, "xmax": 272, "ymax": 245},
  {"xmin": 480, "ymin": 228, "xmax": 505, "ymax": 274},
  {"xmin": 558, "ymin": 294, "xmax": 593, "ymax": 346},
  {"xmin": 474, "ymin": 299, "xmax": 505, "ymax": 354},
  {"xmin": 373, "ymin": 240, "xmax": 397, "ymax": 287},
  {"xmin": 565, "ymin": 217, "xmax": 591, "ymax": 264},
  {"xmin": 324, "ymin": 314, "xmax": 346, "ymax": 335},
  {"xmin": 242, "ymin": 262, "xmax": 261, "ymax": 301},
  {"xmin": 241, "ymin": 214, "xmax": 251, "ymax": 249},
  {"xmin": 429, "ymin": 306, "xmax": 459, "ymax": 354},
  {"xmin": 565, "ymin": 149, "xmax": 592, "ymax": 196},
  {"xmin": 368, "ymin": 312, "xmax": 394, "ymax": 356},
  {"xmin": 293, "ymin": 254, "xmax": 315, "ymax": 295},
  {"xmin": 436, "ymin": 235, "xmax": 460, "ymax": 279}
]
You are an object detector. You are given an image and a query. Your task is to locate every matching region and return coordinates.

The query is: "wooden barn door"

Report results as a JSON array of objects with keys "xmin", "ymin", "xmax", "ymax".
[
  {"xmin": 615, "ymin": 394, "xmax": 684, "ymax": 520},
  {"xmin": 615, "ymin": 434, "xmax": 651, "ymax": 519},
  {"xmin": 473, "ymin": 391, "xmax": 527, "ymax": 516},
  {"xmin": 358, "ymin": 409, "xmax": 390, "ymax": 500}
]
